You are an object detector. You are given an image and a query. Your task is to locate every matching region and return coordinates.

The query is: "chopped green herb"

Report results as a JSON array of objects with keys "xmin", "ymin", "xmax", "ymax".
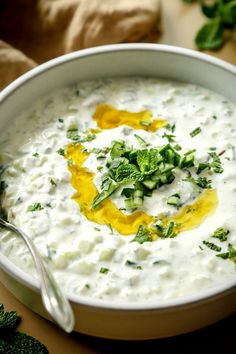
[
  {"xmin": 208, "ymin": 152, "xmax": 224, "ymax": 174},
  {"xmin": 202, "ymin": 240, "xmax": 221, "ymax": 252},
  {"xmin": 91, "ymin": 178, "xmax": 118, "ymax": 208},
  {"xmin": 190, "ymin": 127, "xmax": 202, "ymax": 137},
  {"xmin": 125, "ymin": 260, "xmax": 137, "ymax": 267},
  {"xmin": 67, "ymin": 129, "xmax": 79, "ymax": 140},
  {"xmin": 27, "ymin": 203, "xmax": 43, "ymax": 212},
  {"xmin": 67, "ymin": 159, "xmax": 73, "ymax": 166},
  {"xmin": 100, "ymin": 267, "xmax": 109, "ymax": 274},
  {"xmin": 107, "ymin": 223, "xmax": 114, "ymax": 235},
  {"xmin": 212, "ymin": 227, "xmax": 229, "ymax": 242},
  {"xmin": 134, "ymin": 134, "xmax": 148, "ymax": 146},
  {"xmin": 33, "ymin": 152, "xmax": 39, "ymax": 157},
  {"xmin": 85, "ymin": 283, "xmax": 90, "ymax": 289},
  {"xmin": 152, "ymin": 220, "xmax": 177, "ymax": 238},
  {"xmin": 97, "ymin": 166, "xmax": 104, "ymax": 172},
  {"xmin": 184, "ymin": 173, "xmax": 212, "ymax": 189},
  {"xmin": 58, "ymin": 118, "xmax": 64, "ymax": 123},
  {"xmin": 165, "ymin": 123, "xmax": 176, "ymax": 133},
  {"xmin": 94, "ymin": 227, "xmax": 101, "ymax": 232},
  {"xmin": 162, "ymin": 132, "xmax": 176, "ymax": 143},
  {"xmin": 174, "ymin": 144, "xmax": 182, "ymax": 151},
  {"xmin": 131, "ymin": 225, "xmax": 152, "ymax": 244},
  {"xmin": 50, "ymin": 179, "xmax": 57, "ymax": 186},
  {"xmin": 217, "ymin": 243, "xmax": 236, "ymax": 265},
  {"xmin": 57, "ymin": 148, "xmax": 65, "ymax": 156},
  {"xmin": 110, "ymin": 140, "xmax": 125, "ymax": 159}
]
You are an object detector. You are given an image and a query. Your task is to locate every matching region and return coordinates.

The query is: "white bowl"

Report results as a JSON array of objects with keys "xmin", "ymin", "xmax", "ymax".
[{"xmin": 0, "ymin": 44, "xmax": 236, "ymax": 340}]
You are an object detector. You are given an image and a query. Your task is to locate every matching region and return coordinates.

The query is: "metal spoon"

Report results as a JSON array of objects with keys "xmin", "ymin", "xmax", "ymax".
[{"xmin": 0, "ymin": 215, "xmax": 75, "ymax": 333}]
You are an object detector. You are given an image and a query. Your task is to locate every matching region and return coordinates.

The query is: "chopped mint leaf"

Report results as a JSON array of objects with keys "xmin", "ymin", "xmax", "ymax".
[
  {"xmin": 165, "ymin": 123, "xmax": 176, "ymax": 133},
  {"xmin": 217, "ymin": 244, "xmax": 236, "ymax": 265},
  {"xmin": 115, "ymin": 164, "xmax": 143, "ymax": 183},
  {"xmin": 190, "ymin": 127, "xmax": 202, "ymax": 137},
  {"xmin": 27, "ymin": 203, "xmax": 43, "ymax": 212},
  {"xmin": 137, "ymin": 148, "xmax": 162, "ymax": 175},
  {"xmin": 67, "ymin": 129, "xmax": 96, "ymax": 143},
  {"xmin": 174, "ymin": 144, "xmax": 182, "ymax": 151},
  {"xmin": 94, "ymin": 227, "xmax": 101, "ymax": 232},
  {"xmin": 184, "ymin": 173, "xmax": 212, "ymax": 189},
  {"xmin": 108, "ymin": 223, "xmax": 114, "ymax": 235},
  {"xmin": 212, "ymin": 227, "xmax": 229, "ymax": 242},
  {"xmin": 162, "ymin": 132, "xmax": 176, "ymax": 143},
  {"xmin": 152, "ymin": 220, "xmax": 177, "ymax": 238},
  {"xmin": 100, "ymin": 267, "xmax": 109, "ymax": 274},
  {"xmin": 202, "ymin": 240, "xmax": 221, "ymax": 252},
  {"xmin": 67, "ymin": 129, "xmax": 79, "ymax": 140},
  {"xmin": 131, "ymin": 225, "xmax": 152, "ymax": 244},
  {"xmin": 97, "ymin": 166, "xmax": 104, "ymax": 172},
  {"xmin": 134, "ymin": 134, "xmax": 148, "ymax": 146},
  {"xmin": 91, "ymin": 178, "xmax": 118, "ymax": 208},
  {"xmin": 85, "ymin": 283, "xmax": 90, "ymax": 289},
  {"xmin": 57, "ymin": 148, "xmax": 65, "ymax": 156},
  {"xmin": 50, "ymin": 179, "xmax": 57, "ymax": 186},
  {"xmin": 33, "ymin": 152, "xmax": 39, "ymax": 157},
  {"xmin": 208, "ymin": 151, "xmax": 224, "ymax": 174},
  {"xmin": 110, "ymin": 140, "xmax": 126, "ymax": 159},
  {"xmin": 58, "ymin": 118, "xmax": 64, "ymax": 123}
]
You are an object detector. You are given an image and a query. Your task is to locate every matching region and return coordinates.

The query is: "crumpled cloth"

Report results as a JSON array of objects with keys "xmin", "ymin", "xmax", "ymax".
[{"xmin": 0, "ymin": 0, "xmax": 161, "ymax": 89}]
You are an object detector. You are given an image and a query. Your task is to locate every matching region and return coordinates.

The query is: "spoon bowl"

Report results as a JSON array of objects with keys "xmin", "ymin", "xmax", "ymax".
[{"xmin": 0, "ymin": 216, "xmax": 75, "ymax": 332}]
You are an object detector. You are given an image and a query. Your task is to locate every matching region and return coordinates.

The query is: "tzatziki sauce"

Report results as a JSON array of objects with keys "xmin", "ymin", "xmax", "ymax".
[{"xmin": 0, "ymin": 77, "xmax": 236, "ymax": 303}]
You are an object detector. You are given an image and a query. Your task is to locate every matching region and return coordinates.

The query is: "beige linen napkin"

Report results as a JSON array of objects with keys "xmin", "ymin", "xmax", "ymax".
[{"xmin": 0, "ymin": 0, "xmax": 161, "ymax": 89}]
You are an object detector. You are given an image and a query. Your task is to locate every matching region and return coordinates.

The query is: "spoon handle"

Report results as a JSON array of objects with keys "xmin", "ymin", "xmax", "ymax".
[{"xmin": 0, "ymin": 217, "xmax": 75, "ymax": 332}]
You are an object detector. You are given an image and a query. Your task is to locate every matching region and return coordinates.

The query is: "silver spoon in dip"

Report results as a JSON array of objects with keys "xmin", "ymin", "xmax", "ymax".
[{"xmin": 0, "ymin": 213, "xmax": 75, "ymax": 333}]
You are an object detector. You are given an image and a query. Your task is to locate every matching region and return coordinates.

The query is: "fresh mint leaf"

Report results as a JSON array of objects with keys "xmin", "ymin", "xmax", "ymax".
[
  {"xmin": 110, "ymin": 140, "xmax": 126, "ymax": 159},
  {"xmin": 115, "ymin": 164, "xmax": 143, "ymax": 183},
  {"xmin": 195, "ymin": 17, "xmax": 224, "ymax": 50},
  {"xmin": 137, "ymin": 149, "xmax": 161, "ymax": 175}
]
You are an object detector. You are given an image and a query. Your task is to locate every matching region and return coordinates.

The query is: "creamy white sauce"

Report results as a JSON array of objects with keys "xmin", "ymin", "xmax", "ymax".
[{"xmin": 0, "ymin": 78, "xmax": 236, "ymax": 302}]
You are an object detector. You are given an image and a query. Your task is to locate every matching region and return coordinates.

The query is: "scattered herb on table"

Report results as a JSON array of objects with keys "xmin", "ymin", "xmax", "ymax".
[
  {"xmin": 0, "ymin": 304, "xmax": 48, "ymax": 354},
  {"xmin": 182, "ymin": 0, "xmax": 236, "ymax": 50}
]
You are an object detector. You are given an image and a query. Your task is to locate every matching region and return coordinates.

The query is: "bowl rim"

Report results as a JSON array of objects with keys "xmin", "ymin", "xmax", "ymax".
[{"xmin": 0, "ymin": 43, "xmax": 236, "ymax": 312}]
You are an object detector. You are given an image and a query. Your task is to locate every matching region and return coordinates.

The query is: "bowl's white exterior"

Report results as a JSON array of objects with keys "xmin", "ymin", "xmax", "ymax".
[{"xmin": 0, "ymin": 44, "xmax": 236, "ymax": 339}]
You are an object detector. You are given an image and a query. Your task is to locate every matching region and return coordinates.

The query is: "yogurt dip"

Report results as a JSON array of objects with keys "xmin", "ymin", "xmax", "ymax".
[{"xmin": 0, "ymin": 77, "xmax": 236, "ymax": 303}]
